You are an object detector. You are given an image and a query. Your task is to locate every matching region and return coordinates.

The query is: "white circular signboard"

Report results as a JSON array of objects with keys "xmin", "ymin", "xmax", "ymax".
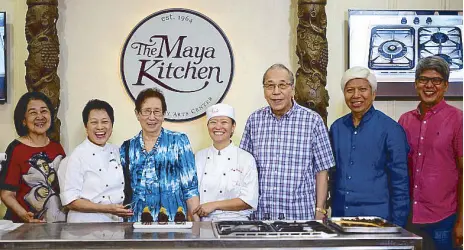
[{"xmin": 121, "ymin": 9, "xmax": 234, "ymax": 122}]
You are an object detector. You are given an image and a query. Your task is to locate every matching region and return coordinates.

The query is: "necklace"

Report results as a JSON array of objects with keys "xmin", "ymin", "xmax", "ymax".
[{"xmin": 26, "ymin": 135, "xmax": 50, "ymax": 147}]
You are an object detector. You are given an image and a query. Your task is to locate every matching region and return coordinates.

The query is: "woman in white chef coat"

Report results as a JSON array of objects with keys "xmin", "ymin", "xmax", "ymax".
[
  {"xmin": 58, "ymin": 100, "xmax": 133, "ymax": 222},
  {"xmin": 194, "ymin": 103, "xmax": 258, "ymax": 221}
]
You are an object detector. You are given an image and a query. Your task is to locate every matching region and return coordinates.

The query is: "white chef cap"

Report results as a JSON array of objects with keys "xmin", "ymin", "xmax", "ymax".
[
  {"xmin": 341, "ymin": 66, "xmax": 377, "ymax": 92},
  {"xmin": 206, "ymin": 103, "xmax": 235, "ymax": 121}
]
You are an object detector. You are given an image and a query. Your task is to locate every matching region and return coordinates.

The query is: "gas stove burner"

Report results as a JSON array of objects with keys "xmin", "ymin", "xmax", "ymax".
[
  {"xmin": 419, "ymin": 26, "xmax": 463, "ymax": 70},
  {"xmin": 436, "ymin": 54, "xmax": 453, "ymax": 65},
  {"xmin": 271, "ymin": 221, "xmax": 335, "ymax": 234},
  {"xmin": 431, "ymin": 32, "xmax": 449, "ymax": 44},
  {"xmin": 215, "ymin": 221, "xmax": 273, "ymax": 235},
  {"xmin": 368, "ymin": 26, "xmax": 415, "ymax": 70},
  {"xmin": 212, "ymin": 220, "xmax": 337, "ymax": 238},
  {"xmin": 379, "ymin": 40, "xmax": 407, "ymax": 59}
]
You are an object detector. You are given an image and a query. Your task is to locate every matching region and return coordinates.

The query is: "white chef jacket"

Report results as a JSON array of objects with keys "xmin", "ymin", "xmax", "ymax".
[
  {"xmin": 58, "ymin": 138, "xmax": 125, "ymax": 223},
  {"xmin": 195, "ymin": 142, "xmax": 258, "ymax": 221}
]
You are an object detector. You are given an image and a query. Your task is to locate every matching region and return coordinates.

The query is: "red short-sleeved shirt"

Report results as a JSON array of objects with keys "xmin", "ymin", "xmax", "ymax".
[{"xmin": 0, "ymin": 140, "xmax": 66, "ymax": 222}]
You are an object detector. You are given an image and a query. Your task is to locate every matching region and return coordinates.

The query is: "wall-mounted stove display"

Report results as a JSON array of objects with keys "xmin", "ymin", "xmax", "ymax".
[{"xmin": 349, "ymin": 10, "xmax": 463, "ymax": 98}]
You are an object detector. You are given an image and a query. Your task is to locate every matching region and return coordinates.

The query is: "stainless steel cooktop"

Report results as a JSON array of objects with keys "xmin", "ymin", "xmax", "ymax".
[{"xmin": 212, "ymin": 220, "xmax": 337, "ymax": 238}]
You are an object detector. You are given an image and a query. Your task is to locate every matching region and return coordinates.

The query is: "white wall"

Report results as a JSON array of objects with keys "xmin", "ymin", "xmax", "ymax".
[
  {"xmin": 56, "ymin": 0, "xmax": 296, "ymax": 153},
  {"xmin": 0, "ymin": 0, "xmax": 27, "ymax": 151},
  {"xmin": 0, "ymin": 0, "xmax": 462, "ymax": 153}
]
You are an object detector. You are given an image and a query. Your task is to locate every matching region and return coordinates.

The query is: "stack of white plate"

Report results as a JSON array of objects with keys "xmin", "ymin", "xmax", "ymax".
[{"xmin": 0, "ymin": 220, "xmax": 14, "ymax": 230}]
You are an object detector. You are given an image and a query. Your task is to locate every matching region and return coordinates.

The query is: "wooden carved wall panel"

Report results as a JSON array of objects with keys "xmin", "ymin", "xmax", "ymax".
[
  {"xmin": 25, "ymin": 0, "xmax": 61, "ymax": 142},
  {"xmin": 294, "ymin": 0, "xmax": 329, "ymax": 125}
]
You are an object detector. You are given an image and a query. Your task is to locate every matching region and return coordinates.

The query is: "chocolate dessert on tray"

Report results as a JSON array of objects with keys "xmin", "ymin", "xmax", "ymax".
[
  {"xmin": 133, "ymin": 221, "xmax": 193, "ymax": 229},
  {"xmin": 327, "ymin": 217, "xmax": 402, "ymax": 233},
  {"xmin": 133, "ymin": 206, "xmax": 192, "ymax": 229}
]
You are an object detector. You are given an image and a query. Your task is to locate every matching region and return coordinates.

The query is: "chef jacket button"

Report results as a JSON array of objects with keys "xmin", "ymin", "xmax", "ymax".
[
  {"xmin": 354, "ymin": 131, "xmax": 357, "ymax": 135},
  {"xmin": 418, "ymin": 153, "xmax": 421, "ymax": 156},
  {"xmin": 350, "ymin": 161, "xmax": 353, "ymax": 165},
  {"xmin": 207, "ymin": 157, "xmax": 210, "ymax": 159},
  {"xmin": 204, "ymin": 172, "xmax": 207, "ymax": 175},
  {"xmin": 414, "ymin": 185, "xmax": 418, "ymax": 188},
  {"xmin": 348, "ymin": 176, "xmax": 352, "ymax": 179},
  {"xmin": 203, "ymin": 190, "xmax": 206, "ymax": 192},
  {"xmin": 220, "ymin": 191, "xmax": 223, "ymax": 193},
  {"xmin": 99, "ymin": 169, "xmax": 102, "ymax": 171},
  {"xmin": 110, "ymin": 152, "xmax": 113, "ymax": 154},
  {"xmin": 103, "ymin": 196, "xmax": 105, "ymax": 198},
  {"xmin": 121, "ymin": 196, "xmax": 123, "ymax": 199},
  {"xmin": 121, "ymin": 182, "xmax": 124, "ymax": 185},
  {"xmin": 414, "ymin": 201, "xmax": 417, "ymax": 204},
  {"xmin": 106, "ymin": 184, "xmax": 109, "ymax": 187},
  {"xmin": 345, "ymin": 206, "xmax": 348, "ymax": 209},
  {"xmin": 115, "ymin": 167, "xmax": 118, "ymax": 169},
  {"xmin": 93, "ymin": 153, "xmax": 95, "ymax": 156},
  {"xmin": 352, "ymin": 146, "xmax": 355, "ymax": 149},
  {"xmin": 423, "ymin": 121, "xmax": 426, "ymax": 124},
  {"xmin": 223, "ymin": 173, "xmax": 226, "ymax": 176},
  {"xmin": 228, "ymin": 158, "xmax": 230, "ymax": 160},
  {"xmin": 346, "ymin": 191, "xmax": 349, "ymax": 195},
  {"xmin": 420, "ymin": 137, "xmax": 424, "ymax": 140},
  {"xmin": 416, "ymin": 169, "xmax": 419, "ymax": 172}
]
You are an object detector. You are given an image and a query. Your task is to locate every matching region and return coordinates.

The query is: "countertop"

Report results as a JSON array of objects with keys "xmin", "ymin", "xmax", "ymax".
[{"xmin": 0, "ymin": 222, "xmax": 422, "ymax": 249}]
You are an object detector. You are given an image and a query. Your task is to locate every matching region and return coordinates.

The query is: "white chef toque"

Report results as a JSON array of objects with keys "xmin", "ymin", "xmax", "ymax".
[{"xmin": 206, "ymin": 103, "xmax": 235, "ymax": 121}]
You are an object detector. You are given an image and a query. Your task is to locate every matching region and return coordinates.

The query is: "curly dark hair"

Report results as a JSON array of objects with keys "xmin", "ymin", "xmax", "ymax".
[
  {"xmin": 14, "ymin": 92, "xmax": 55, "ymax": 137},
  {"xmin": 28, "ymin": 152, "xmax": 50, "ymax": 166}
]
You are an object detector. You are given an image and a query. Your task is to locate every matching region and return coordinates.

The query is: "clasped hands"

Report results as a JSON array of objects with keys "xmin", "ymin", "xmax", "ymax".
[{"xmin": 193, "ymin": 202, "xmax": 217, "ymax": 218}]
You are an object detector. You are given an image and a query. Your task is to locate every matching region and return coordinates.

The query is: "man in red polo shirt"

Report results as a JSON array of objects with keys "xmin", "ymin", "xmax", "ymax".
[{"xmin": 399, "ymin": 56, "xmax": 462, "ymax": 250}]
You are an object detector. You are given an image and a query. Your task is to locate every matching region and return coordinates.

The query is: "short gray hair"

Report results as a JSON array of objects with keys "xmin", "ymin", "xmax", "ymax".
[
  {"xmin": 341, "ymin": 66, "xmax": 377, "ymax": 92},
  {"xmin": 262, "ymin": 63, "xmax": 294, "ymax": 85},
  {"xmin": 415, "ymin": 56, "xmax": 450, "ymax": 82}
]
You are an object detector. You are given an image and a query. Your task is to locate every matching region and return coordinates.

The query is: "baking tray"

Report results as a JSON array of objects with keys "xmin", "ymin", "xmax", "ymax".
[
  {"xmin": 133, "ymin": 222, "xmax": 192, "ymax": 229},
  {"xmin": 327, "ymin": 216, "xmax": 402, "ymax": 233}
]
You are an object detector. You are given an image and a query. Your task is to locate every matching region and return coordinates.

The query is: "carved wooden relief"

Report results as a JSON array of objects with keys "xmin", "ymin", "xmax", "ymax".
[
  {"xmin": 25, "ymin": 0, "xmax": 61, "ymax": 141},
  {"xmin": 294, "ymin": 0, "xmax": 329, "ymax": 125}
]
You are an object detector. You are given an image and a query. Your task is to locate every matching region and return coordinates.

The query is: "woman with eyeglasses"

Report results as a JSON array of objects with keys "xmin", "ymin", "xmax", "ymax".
[
  {"xmin": 120, "ymin": 88, "xmax": 200, "ymax": 223},
  {"xmin": 58, "ymin": 99, "xmax": 133, "ymax": 222},
  {"xmin": 194, "ymin": 103, "xmax": 258, "ymax": 221},
  {"xmin": 0, "ymin": 92, "xmax": 66, "ymax": 223}
]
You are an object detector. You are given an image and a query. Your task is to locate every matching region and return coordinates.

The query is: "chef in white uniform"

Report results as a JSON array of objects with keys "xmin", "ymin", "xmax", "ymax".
[
  {"xmin": 194, "ymin": 103, "xmax": 258, "ymax": 221},
  {"xmin": 58, "ymin": 100, "xmax": 133, "ymax": 222}
]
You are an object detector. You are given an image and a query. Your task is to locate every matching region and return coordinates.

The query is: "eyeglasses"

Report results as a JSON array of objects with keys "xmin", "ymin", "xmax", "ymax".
[
  {"xmin": 263, "ymin": 82, "xmax": 292, "ymax": 91},
  {"xmin": 416, "ymin": 76, "xmax": 445, "ymax": 86},
  {"xmin": 139, "ymin": 109, "xmax": 163, "ymax": 117}
]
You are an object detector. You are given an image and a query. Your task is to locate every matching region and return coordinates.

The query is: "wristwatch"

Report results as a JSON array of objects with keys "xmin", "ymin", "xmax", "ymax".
[{"xmin": 316, "ymin": 207, "xmax": 327, "ymax": 215}]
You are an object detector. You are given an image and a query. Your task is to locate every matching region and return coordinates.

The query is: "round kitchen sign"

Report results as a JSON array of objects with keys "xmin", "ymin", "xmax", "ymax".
[{"xmin": 121, "ymin": 8, "xmax": 234, "ymax": 122}]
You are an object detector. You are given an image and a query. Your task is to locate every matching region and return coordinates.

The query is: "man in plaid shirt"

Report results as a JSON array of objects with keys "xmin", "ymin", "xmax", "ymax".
[{"xmin": 240, "ymin": 64, "xmax": 335, "ymax": 220}]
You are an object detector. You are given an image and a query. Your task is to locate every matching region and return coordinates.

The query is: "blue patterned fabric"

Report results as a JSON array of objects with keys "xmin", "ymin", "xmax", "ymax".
[
  {"xmin": 240, "ymin": 102, "xmax": 335, "ymax": 220},
  {"xmin": 120, "ymin": 128, "xmax": 199, "ymax": 222}
]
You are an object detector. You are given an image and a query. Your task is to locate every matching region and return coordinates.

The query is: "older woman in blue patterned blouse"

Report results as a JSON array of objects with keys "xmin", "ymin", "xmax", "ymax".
[{"xmin": 120, "ymin": 88, "xmax": 200, "ymax": 222}]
